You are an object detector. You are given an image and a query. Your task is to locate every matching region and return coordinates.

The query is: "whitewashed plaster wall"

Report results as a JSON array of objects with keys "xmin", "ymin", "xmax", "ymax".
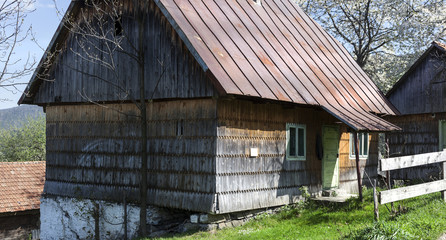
[{"xmin": 40, "ymin": 197, "xmax": 163, "ymax": 240}]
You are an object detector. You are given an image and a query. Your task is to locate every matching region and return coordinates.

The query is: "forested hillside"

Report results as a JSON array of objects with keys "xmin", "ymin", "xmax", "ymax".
[{"xmin": 0, "ymin": 105, "xmax": 44, "ymax": 130}]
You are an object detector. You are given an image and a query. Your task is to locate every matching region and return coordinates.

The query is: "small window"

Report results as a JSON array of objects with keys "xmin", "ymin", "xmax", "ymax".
[
  {"xmin": 176, "ymin": 119, "xmax": 184, "ymax": 136},
  {"xmin": 286, "ymin": 123, "xmax": 306, "ymax": 160},
  {"xmin": 350, "ymin": 132, "xmax": 369, "ymax": 159}
]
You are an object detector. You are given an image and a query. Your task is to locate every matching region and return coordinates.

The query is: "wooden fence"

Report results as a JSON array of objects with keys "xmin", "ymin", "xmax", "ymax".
[{"xmin": 374, "ymin": 150, "xmax": 446, "ymax": 219}]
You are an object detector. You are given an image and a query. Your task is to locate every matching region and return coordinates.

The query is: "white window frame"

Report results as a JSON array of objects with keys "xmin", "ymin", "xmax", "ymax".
[
  {"xmin": 349, "ymin": 132, "xmax": 369, "ymax": 159},
  {"xmin": 286, "ymin": 123, "xmax": 306, "ymax": 161}
]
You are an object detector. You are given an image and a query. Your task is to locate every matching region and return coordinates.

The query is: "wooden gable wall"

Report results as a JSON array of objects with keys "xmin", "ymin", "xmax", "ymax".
[
  {"xmin": 32, "ymin": 1, "xmax": 216, "ymax": 105},
  {"xmin": 44, "ymin": 99, "xmax": 218, "ymax": 212},
  {"xmin": 388, "ymin": 48, "xmax": 446, "ymax": 115}
]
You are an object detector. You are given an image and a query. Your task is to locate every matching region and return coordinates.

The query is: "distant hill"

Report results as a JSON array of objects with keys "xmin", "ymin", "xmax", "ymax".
[{"xmin": 0, "ymin": 105, "xmax": 45, "ymax": 130}]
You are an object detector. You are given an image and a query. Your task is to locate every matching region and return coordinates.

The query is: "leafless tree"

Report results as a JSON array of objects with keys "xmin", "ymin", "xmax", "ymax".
[
  {"xmin": 49, "ymin": 0, "xmax": 167, "ymax": 236},
  {"xmin": 0, "ymin": 0, "xmax": 36, "ymax": 101}
]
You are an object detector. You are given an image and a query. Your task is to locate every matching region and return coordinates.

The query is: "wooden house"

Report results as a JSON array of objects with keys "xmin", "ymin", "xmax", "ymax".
[
  {"xmin": 19, "ymin": 0, "xmax": 399, "ymax": 238},
  {"xmin": 386, "ymin": 41, "xmax": 446, "ymax": 179},
  {"xmin": 0, "ymin": 161, "xmax": 45, "ymax": 240}
]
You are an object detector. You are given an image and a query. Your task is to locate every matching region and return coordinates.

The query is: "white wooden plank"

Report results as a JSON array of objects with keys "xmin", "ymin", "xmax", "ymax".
[
  {"xmin": 379, "ymin": 179, "xmax": 446, "ymax": 204},
  {"xmin": 380, "ymin": 150, "xmax": 446, "ymax": 171},
  {"xmin": 443, "ymin": 162, "xmax": 446, "ymax": 202}
]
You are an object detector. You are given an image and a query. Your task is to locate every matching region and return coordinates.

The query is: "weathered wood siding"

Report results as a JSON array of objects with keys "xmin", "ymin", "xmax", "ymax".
[
  {"xmin": 33, "ymin": 1, "xmax": 216, "ymax": 104},
  {"xmin": 214, "ymin": 99, "xmax": 374, "ymax": 213},
  {"xmin": 388, "ymin": 48, "xmax": 446, "ymax": 115},
  {"xmin": 385, "ymin": 114, "xmax": 444, "ymax": 180},
  {"xmin": 338, "ymin": 131, "xmax": 379, "ymax": 193},
  {"xmin": 45, "ymin": 99, "xmax": 218, "ymax": 212}
]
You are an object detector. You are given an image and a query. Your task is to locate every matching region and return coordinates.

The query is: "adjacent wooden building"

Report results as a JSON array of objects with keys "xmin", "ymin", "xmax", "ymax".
[
  {"xmin": 386, "ymin": 41, "xmax": 446, "ymax": 179},
  {"xmin": 20, "ymin": 0, "xmax": 399, "ymax": 220},
  {"xmin": 0, "ymin": 162, "xmax": 45, "ymax": 240}
]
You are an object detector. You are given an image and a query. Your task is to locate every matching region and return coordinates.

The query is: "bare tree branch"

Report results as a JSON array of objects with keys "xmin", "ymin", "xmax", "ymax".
[{"xmin": 0, "ymin": 0, "xmax": 36, "ymax": 95}]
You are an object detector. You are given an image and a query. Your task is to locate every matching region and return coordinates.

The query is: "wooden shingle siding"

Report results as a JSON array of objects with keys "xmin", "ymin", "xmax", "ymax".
[
  {"xmin": 33, "ymin": 1, "xmax": 216, "ymax": 104},
  {"xmin": 215, "ymin": 99, "xmax": 335, "ymax": 213},
  {"xmin": 385, "ymin": 114, "xmax": 443, "ymax": 180},
  {"xmin": 44, "ymin": 99, "xmax": 218, "ymax": 212},
  {"xmin": 338, "ymin": 131, "xmax": 379, "ymax": 193}
]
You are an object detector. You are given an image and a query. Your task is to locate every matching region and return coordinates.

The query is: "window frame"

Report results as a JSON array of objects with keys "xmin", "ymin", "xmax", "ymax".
[
  {"xmin": 349, "ymin": 132, "xmax": 369, "ymax": 159},
  {"xmin": 286, "ymin": 123, "xmax": 306, "ymax": 161}
]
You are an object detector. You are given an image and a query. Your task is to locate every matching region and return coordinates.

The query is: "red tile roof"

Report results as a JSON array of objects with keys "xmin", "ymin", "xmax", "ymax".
[{"xmin": 0, "ymin": 161, "xmax": 45, "ymax": 213}]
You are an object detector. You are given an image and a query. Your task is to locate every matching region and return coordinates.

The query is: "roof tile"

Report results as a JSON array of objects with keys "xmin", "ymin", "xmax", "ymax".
[{"xmin": 0, "ymin": 161, "xmax": 45, "ymax": 213}]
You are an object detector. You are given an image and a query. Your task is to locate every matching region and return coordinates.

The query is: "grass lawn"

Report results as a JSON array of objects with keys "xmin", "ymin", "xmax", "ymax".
[{"xmin": 147, "ymin": 189, "xmax": 446, "ymax": 240}]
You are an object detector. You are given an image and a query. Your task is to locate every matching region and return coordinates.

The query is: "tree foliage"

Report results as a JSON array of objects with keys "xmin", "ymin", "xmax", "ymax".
[
  {"xmin": 295, "ymin": 0, "xmax": 446, "ymax": 92},
  {"xmin": 0, "ymin": 116, "xmax": 45, "ymax": 162}
]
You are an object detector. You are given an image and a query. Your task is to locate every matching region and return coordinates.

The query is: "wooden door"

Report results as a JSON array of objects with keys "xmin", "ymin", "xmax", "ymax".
[
  {"xmin": 440, "ymin": 120, "xmax": 446, "ymax": 150},
  {"xmin": 322, "ymin": 125, "xmax": 340, "ymax": 189}
]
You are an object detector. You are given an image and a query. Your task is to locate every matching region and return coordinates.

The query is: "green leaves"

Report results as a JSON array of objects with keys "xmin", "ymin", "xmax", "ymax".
[{"xmin": 0, "ymin": 116, "xmax": 45, "ymax": 162}]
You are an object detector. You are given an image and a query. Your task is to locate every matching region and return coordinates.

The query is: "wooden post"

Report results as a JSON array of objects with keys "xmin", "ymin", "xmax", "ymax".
[
  {"xmin": 442, "ymin": 149, "xmax": 446, "ymax": 202},
  {"xmin": 354, "ymin": 132, "xmax": 363, "ymax": 201},
  {"xmin": 137, "ymin": 2, "xmax": 148, "ymax": 236},
  {"xmin": 373, "ymin": 179, "xmax": 379, "ymax": 221},
  {"xmin": 94, "ymin": 202, "xmax": 100, "ymax": 240},
  {"xmin": 124, "ymin": 196, "xmax": 128, "ymax": 240},
  {"xmin": 386, "ymin": 170, "xmax": 394, "ymax": 211}
]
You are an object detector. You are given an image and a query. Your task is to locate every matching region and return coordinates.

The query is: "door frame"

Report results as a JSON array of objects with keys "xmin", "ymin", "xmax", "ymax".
[
  {"xmin": 321, "ymin": 125, "xmax": 340, "ymax": 190},
  {"xmin": 439, "ymin": 120, "xmax": 446, "ymax": 151}
]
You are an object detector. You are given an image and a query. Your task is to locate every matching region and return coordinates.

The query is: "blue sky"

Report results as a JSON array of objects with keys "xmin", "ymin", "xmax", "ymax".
[{"xmin": 0, "ymin": 0, "xmax": 71, "ymax": 110}]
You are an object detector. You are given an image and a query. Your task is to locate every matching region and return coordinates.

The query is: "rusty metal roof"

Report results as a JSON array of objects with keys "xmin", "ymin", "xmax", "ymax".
[
  {"xmin": 156, "ymin": 0, "xmax": 399, "ymax": 131},
  {"xmin": 20, "ymin": 0, "xmax": 400, "ymax": 132},
  {"xmin": 0, "ymin": 161, "xmax": 45, "ymax": 213}
]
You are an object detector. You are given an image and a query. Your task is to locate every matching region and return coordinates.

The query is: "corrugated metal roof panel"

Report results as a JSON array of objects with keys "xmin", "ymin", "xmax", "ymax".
[
  {"xmin": 20, "ymin": 0, "xmax": 400, "ymax": 131},
  {"xmin": 157, "ymin": 0, "xmax": 400, "ymax": 131}
]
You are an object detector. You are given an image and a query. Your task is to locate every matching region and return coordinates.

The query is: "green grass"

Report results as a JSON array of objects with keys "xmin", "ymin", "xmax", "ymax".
[{"xmin": 147, "ymin": 190, "xmax": 446, "ymax": 240}]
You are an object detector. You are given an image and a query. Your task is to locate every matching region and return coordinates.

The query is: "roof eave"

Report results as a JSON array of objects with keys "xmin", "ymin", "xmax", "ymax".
[
  {"xmin": 386, "ymin": 42, "xmax": 446, "ymax": 97},
  {"xmin": 18, "ymin": 0, "xmax": 84, "ymax": 106}
]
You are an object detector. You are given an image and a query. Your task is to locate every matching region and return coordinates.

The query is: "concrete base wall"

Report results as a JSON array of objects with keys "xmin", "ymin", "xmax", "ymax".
[
  {"xmin": 40, "ymin": 197, "xmax": 142, "ymax": 240},
  {"xmin": 40, "ymin": 196, "xmax": 192, "ymax": 239}
]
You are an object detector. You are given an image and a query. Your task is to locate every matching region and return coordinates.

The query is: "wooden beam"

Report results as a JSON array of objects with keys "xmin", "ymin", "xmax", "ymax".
[
  {"xmin": 380, "ymin": 150, "xmax": 446, "ymax": 171},
  {"xmin": 354, "ymin": 132, "xmax": 363, "ymax": 202},
  {"xmin": 379, "ymin": 179, "xmax": 446, "ymax": 204}
]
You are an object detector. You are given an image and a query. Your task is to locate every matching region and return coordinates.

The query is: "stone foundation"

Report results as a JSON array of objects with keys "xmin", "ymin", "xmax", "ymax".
[
  {"xmin": 184, "ymin": 207, "xmax": 285, "ymax": 233},
  {"xmin": 40, "ymin": 196, "xmax": 297, "ymax": 239}
]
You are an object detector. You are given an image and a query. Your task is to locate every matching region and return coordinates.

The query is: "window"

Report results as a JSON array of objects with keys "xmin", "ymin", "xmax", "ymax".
[
  {"xmin": 286, "ymin": 123, "xmax": 306, "ymax": 160},
  {"xmin": 350, "ymin": 132, "xmax": 369, "ymax": 159},
  {"xmin": 176, "ymin": 119, "xmax": 184, "ymax": 136}
]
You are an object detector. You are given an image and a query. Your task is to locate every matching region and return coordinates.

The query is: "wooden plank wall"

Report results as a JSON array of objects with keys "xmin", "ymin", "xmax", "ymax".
[
  {"xmin": 45, "ymin": 99, "xmax": 218, "ymax": 212},
  {"xmin": 338, "ymin": 131, "xmax": 379, "ymax": 193},
  {"xmin": 215, "ymin": 99, "xmax": 342, "ymax": 213},
  {"xmin": 33, "ymin": 0, "xmax": 216, "ymax": 104},
  {"xmin": 388, "ymin": 49, "xmax": 446, "ymax": 115},
  {"xmin": 385, "ymin": 113, "xmax": 446, "ymax": 180}
]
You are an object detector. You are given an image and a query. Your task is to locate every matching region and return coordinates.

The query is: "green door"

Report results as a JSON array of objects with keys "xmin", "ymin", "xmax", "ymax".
[
  {"xmin": 322, "ymin": 126, "xmax": 340, "ymax": 189},
  {"xmin": 440, "ymin": 120, "xmax": 446, "ymax": 150}
]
